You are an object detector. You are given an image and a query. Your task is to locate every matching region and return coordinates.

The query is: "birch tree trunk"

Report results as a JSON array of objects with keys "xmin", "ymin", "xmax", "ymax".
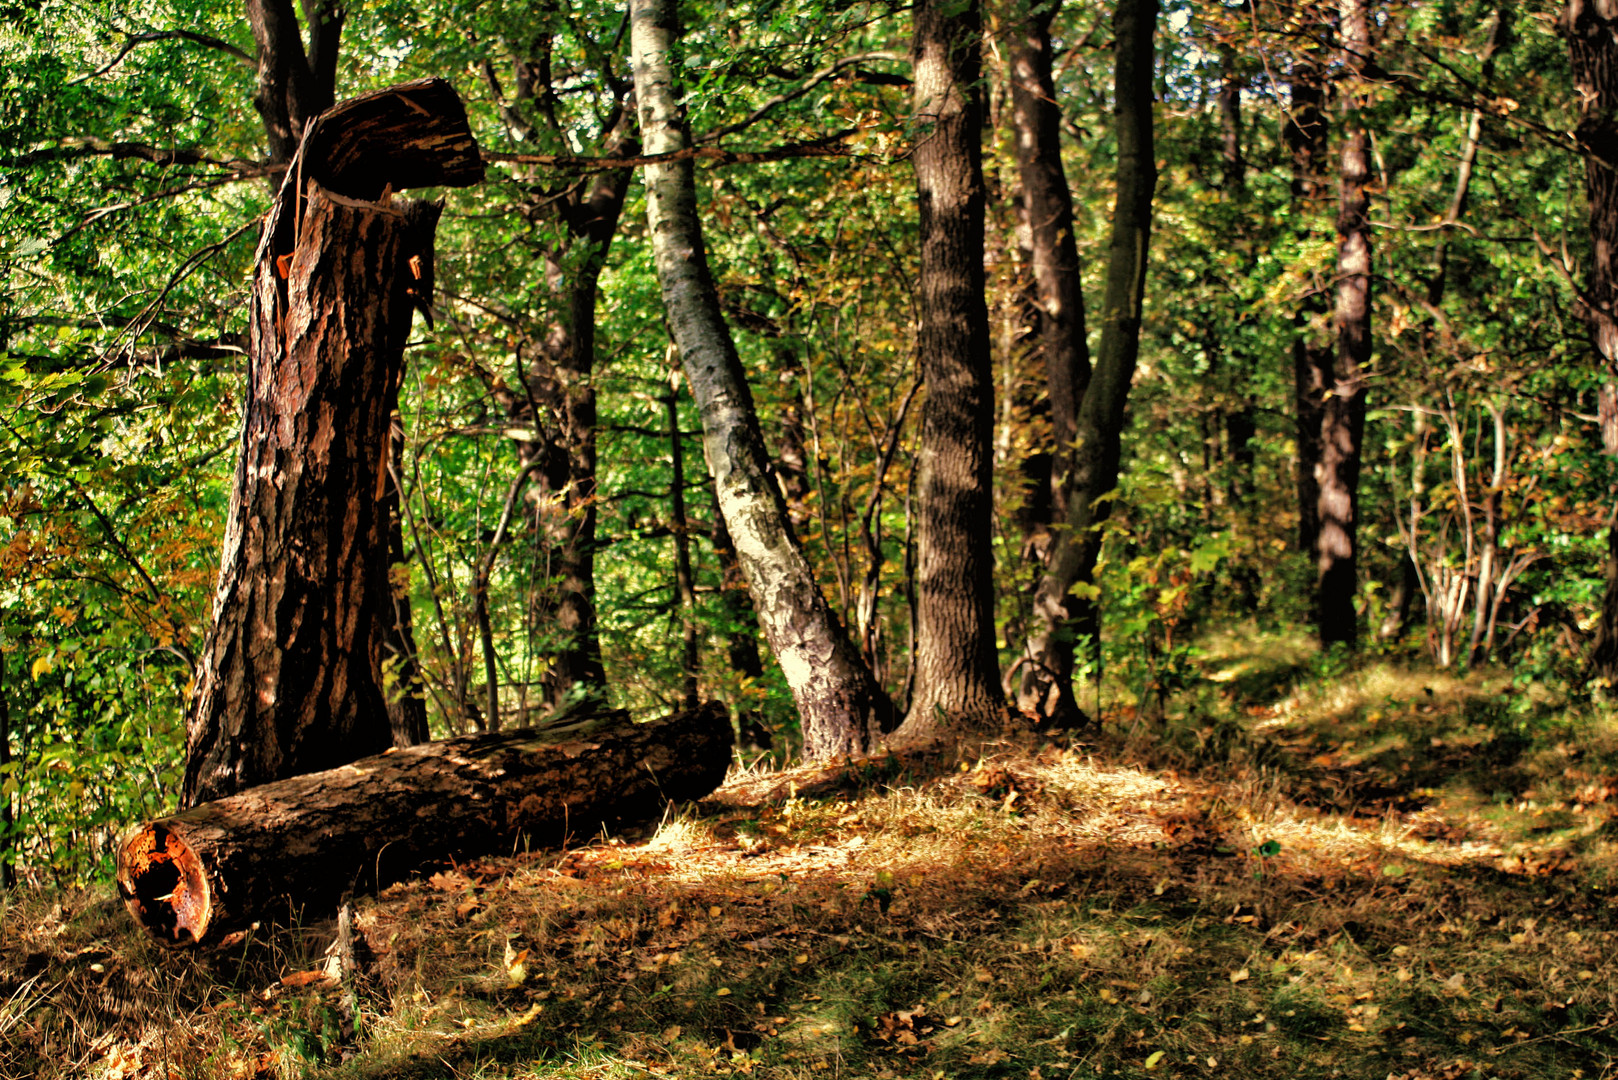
[
  {"xmin": 894, "ymin": 0, "xmax": 1012, "ymax": 741},
  {"xmin": 630, "ymin": 0, "xmax": 893, "ymax": 757}
]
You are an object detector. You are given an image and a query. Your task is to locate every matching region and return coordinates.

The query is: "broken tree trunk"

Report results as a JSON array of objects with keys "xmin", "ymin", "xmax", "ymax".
[
  {"xmin": 182, "ymin": 78, "xmax": 483, "ymax": 806},
  {"xmin": 120, "ymin": 703, "xmax": 732, "ymax": 947}
]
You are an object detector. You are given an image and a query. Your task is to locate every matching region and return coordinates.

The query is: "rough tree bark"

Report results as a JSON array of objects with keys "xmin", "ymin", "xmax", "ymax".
[
  {"xmin": 1013, "ymin": 0, "xmax": 1159, "ymax": 728},
  {"xmin": 894, "ymin": 0, "xmax": 1012, "ymax": 742},
  {"xmin": 630, "ymin": 0, "xmax": 893, "ymax": 757},
  {"xmin": 1316, "ymin": 0, "xmax": 1373, "ymax": 647},
  {"xmin": 668, "ymin": 380, "xmax": 701, "ymax": 711},
  {"xmin": 1560, "ymin": 0, "xmax": 1618, "ymax": 686},
  {"xmin": 246, "ymin": 0, "xmax": 428, "ymax": 741},
  {"xmin": 1006, "ymin": 0, "xmax": 1094, "ymax": 721},
  {"xmin": 182, "ymin": 80, "xmax": 484, "ymax": 807},
  {"xmin": 124, "ymin": 704, "xmax": 732, "ymax": 946},
  {"xmin": 1286, "ymin": 36, "xmax": 1330, "ymax": 557}
]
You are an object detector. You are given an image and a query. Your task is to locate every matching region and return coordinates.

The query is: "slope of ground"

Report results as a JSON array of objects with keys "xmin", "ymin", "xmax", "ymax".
[{"xmin": 2, "ymin": 639, "xmax": 1616, "ymax": 1080}]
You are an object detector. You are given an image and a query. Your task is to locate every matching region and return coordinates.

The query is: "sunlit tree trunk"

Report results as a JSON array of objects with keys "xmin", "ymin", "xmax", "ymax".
[
  {"xmin": 1316, "ymin": 0, "xmax": 1372, "ymax": 647},
  {"xmin": 183, "ymin": 81, "xmax": 483, "ymax": 806},
  {"xmin": 1013, "ymin": 0, "xmax": 1159, "ymax": 727},
  {"xmin": 894, "ymin": 0, "xmax": 1012, "ymax": 741},
  {"xmin": 1560, "ymin": 0, "xmax": 1618, "ymax": 686},
  {"xmin": 630, "ymin": 0, "xmax": 893, "ymax": 757},
  {"xmin": 0, "ymin": 645, "xmax": 13, "ymax": 889}
]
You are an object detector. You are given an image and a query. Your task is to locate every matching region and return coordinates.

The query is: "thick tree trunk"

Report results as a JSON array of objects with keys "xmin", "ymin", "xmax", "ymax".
[
  {"xmin": 1286, "ymin": 43, "xmax": 1330, "ymax": 556},
  {"xmin": 1013, "ymin": 0, "xmax": 1159, "ymax": 728},
  {"xmin": 123, "ymin": 703, "xmax": 733, "ymax": 946},
  {"xmin": 182, "ymin": 80, "xmax": 484, "ymax": 807},
  {"xmin": 630, "ymin": 0, "xmax": 893, "ymax": 758},
  {"xmin": 896, "ymin": 0, "xmax": 1011, "ymax": 741},
  {"xmin": 1317, "ymin": 0, "xmax": 1372, "ymax": 648},
  {"xmin": 1560, "ymin": 0, "xmax": 1618, "ymax": 685}
]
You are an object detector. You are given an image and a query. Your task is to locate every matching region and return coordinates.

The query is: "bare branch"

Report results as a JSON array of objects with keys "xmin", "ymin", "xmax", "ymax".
[
  {"xmin": 484, "ymin": 129, "xmax": 862, "ymax": 173},
  {"xmin": 7, "ymin": 136, "xmax": 267, "ymax": 173}
]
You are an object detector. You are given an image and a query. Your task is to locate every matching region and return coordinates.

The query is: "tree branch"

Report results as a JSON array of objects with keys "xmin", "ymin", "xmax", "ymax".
[
  {"xmin": 70, "ymin": 29, "xmax": 256, "ymax": 84},
  {"xmin": 484, "ymin": 129, "xmax": 861, "ymax": 173},
  {"xmin": 6, "ymin": 137, "xmax": 268, "ymax": 173}
]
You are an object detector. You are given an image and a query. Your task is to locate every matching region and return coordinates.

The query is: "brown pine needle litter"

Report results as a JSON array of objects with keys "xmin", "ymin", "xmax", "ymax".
[{"xmin": 3, "ymin": 656, "xmax": 1617, "ymax": 1079}]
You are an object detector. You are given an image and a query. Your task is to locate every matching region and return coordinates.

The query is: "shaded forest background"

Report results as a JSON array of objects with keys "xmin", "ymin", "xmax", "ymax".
[{"xmin": 2, "ymin": 0, "xmax": 1615, "ymax": 887}]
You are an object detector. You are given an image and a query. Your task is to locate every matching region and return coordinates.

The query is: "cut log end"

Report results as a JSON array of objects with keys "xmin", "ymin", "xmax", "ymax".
[{"xmin": 117, "ymin": 823, "xmax": 212, "ymax": 947}]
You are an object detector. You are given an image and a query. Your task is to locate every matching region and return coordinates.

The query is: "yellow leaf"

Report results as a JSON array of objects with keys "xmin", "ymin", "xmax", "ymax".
[
  {"xmin": 716, "ymin": 987, "xmax": 732, "ymax": 996},
  {"xmin": 1145, "ymin": 1050, "xmax": 1165, "ymax": 1069},
  {"xmin": 1230, "ymin": 968, "xmax": 1250, "ymax": 983},
  {"xmin": 30, "ymin": 655, "xmax": 51, "ymax": 680}
]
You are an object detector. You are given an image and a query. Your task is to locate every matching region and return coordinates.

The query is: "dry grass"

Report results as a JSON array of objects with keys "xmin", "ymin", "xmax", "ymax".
[{"xmin": 4, "ymin": 638, "xmax": 1618, "ymax": 1080}]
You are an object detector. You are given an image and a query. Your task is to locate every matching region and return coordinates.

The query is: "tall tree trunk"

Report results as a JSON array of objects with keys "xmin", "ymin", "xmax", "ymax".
[
  {"xmin": 1560, "ymin": 0, "xmax": 1618, "ymax": 685},
  {"xmin": 630, "ymin": 0, "xmax": 892, "ymax": 758},
  {"xmin": 1286, "ymin": 38, "xmax": 1330, "ymax": 556},
  {"xmin": 1316, "ymin": 0, "xmax": 1373, "ymax": 648},
  {"xmin": 895, "ymin": 0, "xmax": 1011, "ymax": 741},
  {"xmin": 1217, "ymin": 44, "xmax": 1258, "ymax": 504},
  {"xmin": 1009, "ymin": 0, "xmax": 1090, "ymax": 526},
  {"xmin": 182, "ymin": 81, "xmax": 483, "ymax": 807},
  {"xmin": 1007, "ymin": 0, "xmax": 1092, "ymax": 719},
  {"xmin": 529, "ymin": 111, "xmax": 637, "ymax": 710},
  {"xmin": 1013, "ymin": 0, "xmax": 1159, "ymax": 727}
]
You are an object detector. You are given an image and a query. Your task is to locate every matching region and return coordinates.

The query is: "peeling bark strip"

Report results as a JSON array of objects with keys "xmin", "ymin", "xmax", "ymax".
[
  {"xmin": 125, "ymin": 704, "xmax": 733, "ymax": 946},
  {"xmin": 182, "ymin": 79, "xmax": 483, "ymax": 807},
  {"xmin": 630, "ymin": 0, "xmax": 893, "ymax": 757},
  {"xmin": 895, "ymin": 0, "xmax": 1011, "ymax": 741}
]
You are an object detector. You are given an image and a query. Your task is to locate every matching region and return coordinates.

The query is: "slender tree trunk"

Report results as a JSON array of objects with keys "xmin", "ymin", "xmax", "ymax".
[
  {"xmin": 1007, "ymin": 0, "xmax": 1091, "ymax": 719},
  {"xmin": 1009, "ymin": 0, "xmax": 1090, "ymax": 524},
  {"xmin": 1316, "ymin": 0, "xmax": 1373, "ymax": 647},
  {"xmin": 1285, "ymin": 39, "xmax": 1330, "ymax": 556},
  {"xmin": 1217, "ymin": 44, "xmax": 1258, "ymax": 504},
  {"xmin": 630, "ymin": 0, "xmax": 892, "ymax": 758},
  {"xmin": 667, "ymin": 383, "xmax": 701, "ymax": 710},
  {"xmin": 529, "ymin": 113, "xmax": 636, "ymax": 710},
  {"xmin": 711, "ymin": 509, "xmax": 771, "ymax": 748},
  {"xmin": 1560, "ymin": 0, "xmax": 1618, "ymax": 685},
  {"xmin": 895, "ymin": 0, "xmax": 1012, "ymax": 741},
  {"xmin": 182, "ymin": 81, "xmax": 483, "ymax": 806},
  {"xmin": 0, "ymin": 645, "xmax": 13, "ymax": 890},
  {"xmin": 378, "ymin": 424, "xmax": 429, "ymax": 745},
  {"xmin": 1013, "ymin": 0, "xmax": 1159, "ymax": 727},
  {"xmin": 245, "ymin": 0, "xmax": 342, "ymax": 169}
]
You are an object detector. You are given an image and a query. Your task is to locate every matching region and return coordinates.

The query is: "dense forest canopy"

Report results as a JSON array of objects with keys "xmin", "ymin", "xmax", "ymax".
[{"xmin": 1, "ymin": 0, "xmax": 1615, "ymax": 885}]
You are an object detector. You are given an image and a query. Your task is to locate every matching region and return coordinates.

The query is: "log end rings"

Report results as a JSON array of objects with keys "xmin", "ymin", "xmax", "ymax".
[{"xmin": 116, "ymin": 824, "xmax": 212, "ymax": 946}]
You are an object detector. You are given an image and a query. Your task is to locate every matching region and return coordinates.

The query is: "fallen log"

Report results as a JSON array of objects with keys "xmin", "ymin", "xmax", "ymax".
[{"xmin": 118, "ymin": 703, "xmax": 732, "ymax": 947}]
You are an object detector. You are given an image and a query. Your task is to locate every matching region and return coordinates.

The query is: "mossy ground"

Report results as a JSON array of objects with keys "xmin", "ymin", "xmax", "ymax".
[{"xmin": 3, "ymin": 631, "xmax": 1615, "ymax": 1079}]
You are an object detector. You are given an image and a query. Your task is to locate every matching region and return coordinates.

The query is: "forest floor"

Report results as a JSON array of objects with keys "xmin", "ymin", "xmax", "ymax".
[{"xmin": 3, "ymin": 632, "xmax": 1617, "ymax": 1080}]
